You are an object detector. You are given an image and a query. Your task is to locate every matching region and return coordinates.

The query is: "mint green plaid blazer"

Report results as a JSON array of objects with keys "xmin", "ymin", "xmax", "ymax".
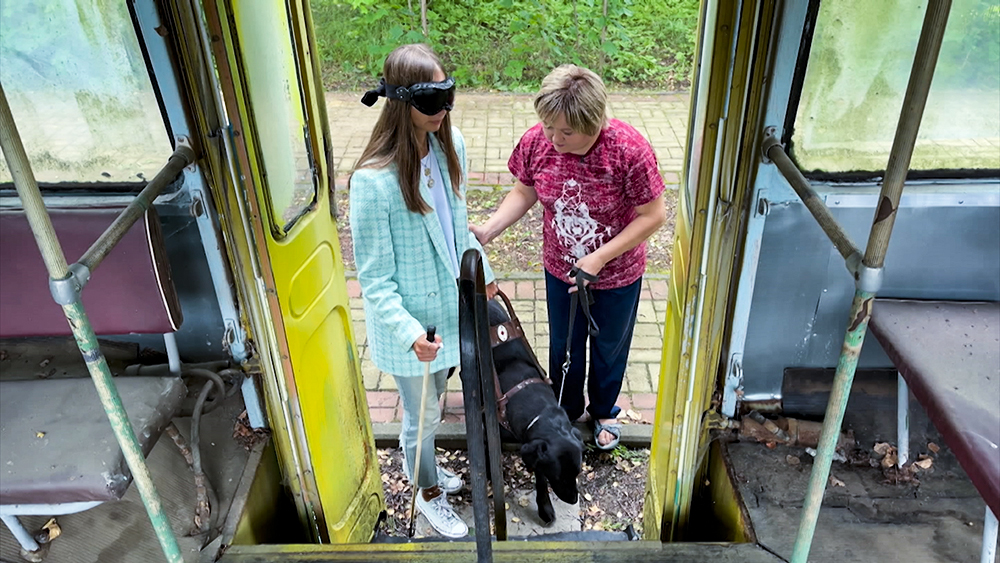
[{"xmin": 350, "ymin": 127, "xmax": 495, "ymax": 377}]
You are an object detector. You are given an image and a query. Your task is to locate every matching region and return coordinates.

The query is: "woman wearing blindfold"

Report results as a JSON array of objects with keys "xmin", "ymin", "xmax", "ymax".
[
  {"xmin": 349, "ymin": 43, "xmax": 496, "ymax": 539},
  {"xmin": 472, "ymin": 64, "xmax": 667, "ymax": 453}
]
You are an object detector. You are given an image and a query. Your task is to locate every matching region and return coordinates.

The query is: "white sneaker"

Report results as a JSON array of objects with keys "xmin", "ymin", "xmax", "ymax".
[
  {"xmin": 416, "ymin": 492, "xmax": 468, "ymax": 538},
  {"xmin": 435, "ymin": 466, "xmax": 463, "ymax": 494},
  {"xmin": 402, "ymin": 458, "xmax": 464, "ymax": 494}
]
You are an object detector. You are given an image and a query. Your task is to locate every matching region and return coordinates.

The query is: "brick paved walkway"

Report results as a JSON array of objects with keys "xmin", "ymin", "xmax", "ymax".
[
  {"xmin": 334, "ymin": 91, "xmax": 688, "ymax": 435},
  {"xmin": 327, "ymin": 92, "xmax": 689, "ymax": 187}
]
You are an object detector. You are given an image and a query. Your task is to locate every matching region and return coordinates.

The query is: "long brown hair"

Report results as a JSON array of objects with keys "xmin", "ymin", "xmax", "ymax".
[{"xmin": 351, "ymin": 44, "xmax": 462, "ymax": 214}]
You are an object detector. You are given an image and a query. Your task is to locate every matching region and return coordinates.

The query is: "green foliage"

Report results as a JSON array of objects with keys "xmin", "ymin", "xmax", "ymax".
[
  {"xmin": 310, "ymin": 0, "xmax": 699, "ymax": 91},
  {"xmin": 939, "ymin": 0, "xmax": 1000, "ymax": 89}
]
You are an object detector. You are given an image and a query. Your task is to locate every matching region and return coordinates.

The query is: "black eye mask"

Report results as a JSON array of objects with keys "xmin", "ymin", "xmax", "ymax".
[{"xmin": 361, "ymin": 77, "xmax": 456, "ymax": 116}]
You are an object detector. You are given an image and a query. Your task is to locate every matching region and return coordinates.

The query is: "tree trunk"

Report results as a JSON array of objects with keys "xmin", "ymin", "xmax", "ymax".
[
  {"xmin": 421, "ymin": 0, "xmax": 429, "ymax": 38},
  {"xmin": 599, "ymin": 0, "xmax": 608, "ymax": 75}
]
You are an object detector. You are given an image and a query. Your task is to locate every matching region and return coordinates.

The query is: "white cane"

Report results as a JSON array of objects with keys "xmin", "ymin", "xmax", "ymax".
[{"xmin": 408, "ymin": 325, "xmax": 436, "ymax": 538}]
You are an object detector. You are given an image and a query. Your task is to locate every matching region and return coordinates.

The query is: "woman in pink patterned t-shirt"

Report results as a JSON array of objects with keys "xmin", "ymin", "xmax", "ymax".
[{"xmin": 472, "ymin": 65, "xmax": 667, "ymax": 450}]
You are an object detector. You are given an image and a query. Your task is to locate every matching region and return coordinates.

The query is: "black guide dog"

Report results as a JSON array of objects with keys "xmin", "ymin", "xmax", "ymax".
[{"xmin": 487, "ymin": 298, "xmax": 584, "ymax": 525}]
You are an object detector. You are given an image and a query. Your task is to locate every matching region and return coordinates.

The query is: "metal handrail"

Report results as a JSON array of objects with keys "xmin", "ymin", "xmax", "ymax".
[
  {"xmin": 79, "ymin": 144, "xmax": 195, "ymax": 273},
  {"xmin": 780, "ymin": 1, "xmax": 953, "ymax": 561},
  {"xmin": 761, "ymin": 134, "xmax": 861, "ymax": 263},
  {"xmin": 0, "ymin": 82, "xmax": 192, "ymax": 563}
]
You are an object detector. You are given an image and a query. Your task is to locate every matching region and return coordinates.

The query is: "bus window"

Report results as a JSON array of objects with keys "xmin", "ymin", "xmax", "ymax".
[
  {"xmin": 0, "ymin": 2, "xmax": 172, "ymax": 185},
  {"xmin": 789, "ymin": 0, "xmax": 1000, "ymax": 175},
  {"xmin": 233, "ymin": 2, "xmax": 317, "ymax": 235}
]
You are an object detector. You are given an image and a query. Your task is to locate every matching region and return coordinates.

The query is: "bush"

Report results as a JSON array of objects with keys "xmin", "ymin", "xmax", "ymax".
[{"xmin": 310, "ymin": 0, "xmax": 699, "ymax": 91}]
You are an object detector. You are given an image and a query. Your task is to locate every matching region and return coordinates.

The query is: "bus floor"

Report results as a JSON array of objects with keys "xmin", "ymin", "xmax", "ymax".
[
  {"xmin": 729, "ymin": 394, "xmax": 988, "ymax": 562},
  {"xmin": 0, "ymin": 340, "xmax": 251, "ymax": 563}
]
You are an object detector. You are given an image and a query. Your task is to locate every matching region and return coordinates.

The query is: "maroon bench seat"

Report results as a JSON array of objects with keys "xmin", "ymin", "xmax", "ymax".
[
  {"xmin": 869, "ymin": 299, "xmax": 1000, "ymax": 519},
  {"xmin": 0, "ymin": 207, "xmax": 182, "ymax": 337},
  {"xmin": 0, "ymin": 377, "xmax": 185, "ymax": 504},
  {"xmin": 0, "ymin": 205, "xmax": 185, "ymax": 506}
]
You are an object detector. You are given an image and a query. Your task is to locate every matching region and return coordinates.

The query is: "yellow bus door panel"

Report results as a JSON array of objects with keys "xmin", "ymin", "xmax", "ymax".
[{"xmin": 223, "ymin": 0, "xmax": 381, "ymax": 543}]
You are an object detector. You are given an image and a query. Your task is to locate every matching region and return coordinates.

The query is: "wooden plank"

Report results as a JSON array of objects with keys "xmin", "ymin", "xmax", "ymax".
[{"xmin": 219, "ymin": 540, "xmax": 782, "ymax": 562}]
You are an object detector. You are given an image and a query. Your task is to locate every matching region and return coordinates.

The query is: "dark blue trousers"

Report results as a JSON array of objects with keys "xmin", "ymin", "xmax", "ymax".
[{"xmin": 545, "ymin": 270, "xmax": 642, "ymax": 422}]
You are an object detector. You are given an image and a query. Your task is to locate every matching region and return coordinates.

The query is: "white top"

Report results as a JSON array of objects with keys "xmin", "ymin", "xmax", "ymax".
[{"xmin": 424, "ymin": 146, "xmax": 459, "ymax": 276}]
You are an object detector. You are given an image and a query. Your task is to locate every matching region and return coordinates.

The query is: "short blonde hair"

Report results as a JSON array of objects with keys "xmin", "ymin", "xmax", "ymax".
[{"xmin": 533, "ymin": 65, "xmax": 607, "ymax": 136}]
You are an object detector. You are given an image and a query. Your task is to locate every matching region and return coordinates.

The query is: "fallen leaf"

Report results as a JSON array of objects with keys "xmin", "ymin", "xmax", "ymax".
[
  {"xmin": 35, "ymin": 431, "xmax": 45, "ymax": 438},
  {"xmin": 41, "ymin": 518, "xmax": 61, "ymax": 541},
  {"xmin": 786, "ymin": 455, "xmax": 800, "ymax": 466},
  {"xmin": 584, "ymin": 493, "xmax": 593, "ymax": 502},
  {"xmin": 914, "ymin": 457, "xmax": 933, "ymax": 470},
  {"xmin": 627, "ymin": 409, "xmax": 642, "ymax": 421},
  {"xmin": 829, "ymin": 476, "xmax": 845, "ymax": 487},
  {"xmin": 510, "ymin": 517, "xmax": 520, "ymax": 523},
  {"xmin": 927, "ymin": 442, "xmax": 940, "ymax": 454},
  {"xmin": 873, "ymin": 442, "xmax": 893, "ymax": 456},
  {"xmin": 593, "ymin": 522, "xmax": 604, "ymax": 531},
  {"xmin": 518, "ymin": 497, "xmax": 530, "ymax": 507},
  {"xmin": 39, "ymin": 358, "xmax": 50, "ymax": 368},
  {"xmin": 881, "ymin": 451, "xmax": 898, "ymax": 468},
  {"xmin": 387, "ymin": 508, "xmax": 395, "ymax": 516}
]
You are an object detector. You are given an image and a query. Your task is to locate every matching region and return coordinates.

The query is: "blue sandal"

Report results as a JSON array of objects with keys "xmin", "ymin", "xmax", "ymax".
[{"xmin": 593, "ymin": 419, "xmax": 622, "ymax": 451}]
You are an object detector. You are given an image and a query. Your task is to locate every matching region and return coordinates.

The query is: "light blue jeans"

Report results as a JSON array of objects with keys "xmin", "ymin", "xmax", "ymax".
[{"xmin": 393, "ymin": 368, "xmax": 450, "ymax": 490}]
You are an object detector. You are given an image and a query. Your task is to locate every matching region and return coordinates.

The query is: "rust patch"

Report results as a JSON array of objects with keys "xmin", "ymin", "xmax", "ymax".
[
  {"xmin": 874, "ymin": 196, "xmax": 896, "ymax": 223},
  {"xmin": 848, "ymin": 298, "xmax": 874, "ymax": 331}
]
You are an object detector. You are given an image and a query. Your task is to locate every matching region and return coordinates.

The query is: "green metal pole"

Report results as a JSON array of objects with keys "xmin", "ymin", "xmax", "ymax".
[
  {"xmin": 790, "ymin": 289, "xmax": 873, "ymax": 562},
  {"xmin": 790, "ymin": 2, "xmax": 950, "ymax": 561},
  {"xmin": 0, "ymin": 83, "xmax": 184, "ymax": 563}
]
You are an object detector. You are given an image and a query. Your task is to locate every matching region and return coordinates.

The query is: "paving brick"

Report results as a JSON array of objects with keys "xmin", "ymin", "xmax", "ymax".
[
  {"xmin": 631, "ymin": 392, "xmax": 658, "ymax": 410},
  {"xmin": 636, "ymin": 301, "xmax": 657, "ymax": 323},
  {"xmin": 516, "ymin": 281, "xmax": 534, "ymax": 299},
  {"xmin": 631, "ymin": 335, "xmax": 664, "ymax": 349},
  {"xmin": 368, "ymin": 391, "xmax": 399, "ymax": 408},
  {"xmin": 347, "ymin": 279, "xmax": 362, "ymax": 298},
  {"xmin": 445, "ymin": 391, "xmax": 466, "ymax": 409},
  {"xmin": 629, "ymin": 349, "xmax": 664, "ymax": 364},
  {"xmin": 349, "ymin": 297, "xmax": 364, "ymax": 310},
  {"xmin": 632, "ymin": 322, "xmax": 660, "ymax": 337},
  {"xmin": 370, "ymin": 407, "xmax": 396, "ymax": 423},
  {"xmin": 498, "ymin": 280, "xmax": 516, "ymax": 298},
  {"xmin": 625, "ymin": 363, "xmax": 652, "ymax": 393},
  {"xmin": 362, "ymin": 363, "xmax": 381, "ymax": 389},
  {"xmin": 379, "ymin": 373, "xmax": 398, "ymax": 391}
]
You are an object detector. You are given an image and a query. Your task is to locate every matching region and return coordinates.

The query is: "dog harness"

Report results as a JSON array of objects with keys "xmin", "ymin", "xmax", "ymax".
[{"xmin": 489, "ymin": 289, "xmax": 550, "ymax": 436}]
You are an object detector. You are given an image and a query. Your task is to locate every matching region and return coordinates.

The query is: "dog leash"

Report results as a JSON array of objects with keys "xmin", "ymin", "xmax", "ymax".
[{"xmin": 558, "ymin": 267, "xmax": 600, "ymax": 407}]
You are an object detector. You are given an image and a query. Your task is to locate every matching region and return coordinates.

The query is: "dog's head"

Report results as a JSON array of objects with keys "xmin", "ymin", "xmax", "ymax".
[{"xmin": 520, "ymin": 415, "xmax": 584, "ymax": 504}]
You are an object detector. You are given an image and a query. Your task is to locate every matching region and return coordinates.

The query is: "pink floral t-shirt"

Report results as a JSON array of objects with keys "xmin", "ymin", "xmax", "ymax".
[{"xmin": 508, "ymin": 119, "xmax": 666, "ymax": 289}]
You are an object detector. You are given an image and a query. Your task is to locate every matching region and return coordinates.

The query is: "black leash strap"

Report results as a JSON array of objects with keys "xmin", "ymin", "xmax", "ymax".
[{"xmin": 559, "ymin": 267, "xmax": 600, "ymax": 406}]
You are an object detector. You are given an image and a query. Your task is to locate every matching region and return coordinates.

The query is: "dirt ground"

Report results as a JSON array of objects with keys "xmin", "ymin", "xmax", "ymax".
[
  {"xmin": 375, "ymin": 445, "xmax": 650, "ymax": 538},
  {"xmin": 335, "ymin": 185, "xmax": 678, "ymax": 275}
]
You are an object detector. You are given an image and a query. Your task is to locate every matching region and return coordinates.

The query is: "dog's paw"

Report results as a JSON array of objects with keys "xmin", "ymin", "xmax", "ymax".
[{"xmin": 538, "ymin": 502, "xmax": 556, "ymax": 525}]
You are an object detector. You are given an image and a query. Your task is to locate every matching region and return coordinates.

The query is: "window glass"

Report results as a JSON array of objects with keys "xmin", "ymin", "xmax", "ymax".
[
  {"xmin": 234, "ymin": 1, "xmax": 316, "ymax": 235},
  {"xmin": 791, "ymin": 0, "xmax": 1000, "ymax": 173},
  {"xmin": 0, "ymin": 2, "xmax": 172, "ymax": 184}
]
